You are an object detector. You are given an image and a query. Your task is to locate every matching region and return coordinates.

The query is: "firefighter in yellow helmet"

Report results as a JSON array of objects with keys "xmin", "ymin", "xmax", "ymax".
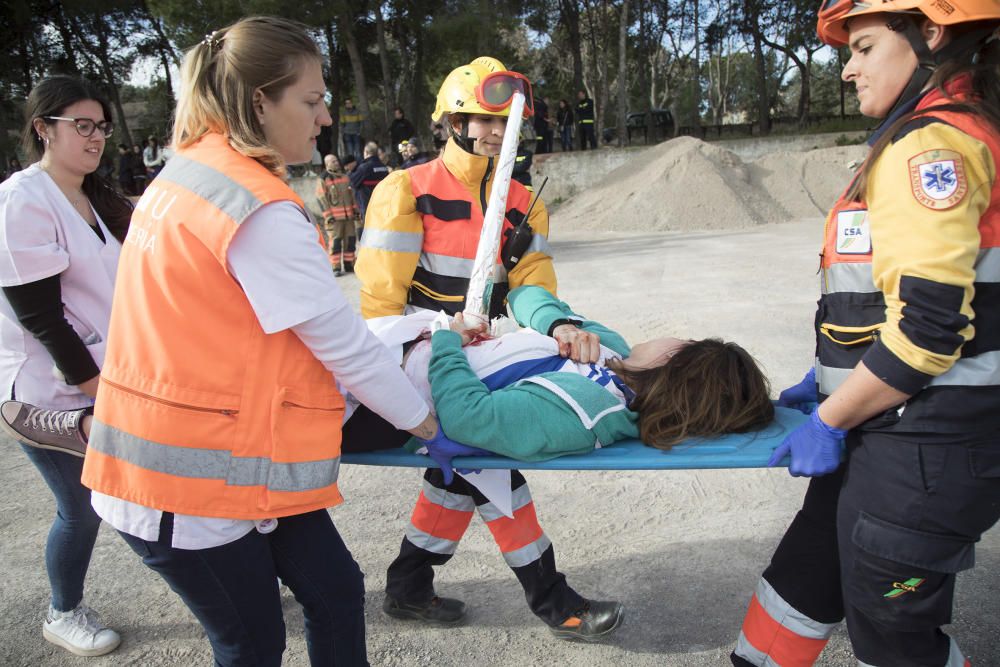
[
  {"xmin": 354, "ymin": 57, "xmax": 623, "ymax": 639},
  {"xmin": 732, "ymin": 2, "xmax": 1000, "ymax": 666}
]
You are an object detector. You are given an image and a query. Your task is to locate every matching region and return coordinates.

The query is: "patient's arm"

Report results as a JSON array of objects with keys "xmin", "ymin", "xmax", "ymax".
[
  {"xmin": 507, "ymin": 285, "xmax": 630, "ymax": 357},
  {"xmin": 429, "ymin": 330, "xmax": 600, "ymax": 461}
]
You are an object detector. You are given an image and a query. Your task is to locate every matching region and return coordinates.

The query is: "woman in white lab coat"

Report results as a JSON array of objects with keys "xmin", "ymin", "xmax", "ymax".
[{"xmin": 0, "ymin": 75, "xmax": 131, "ymax": 657}]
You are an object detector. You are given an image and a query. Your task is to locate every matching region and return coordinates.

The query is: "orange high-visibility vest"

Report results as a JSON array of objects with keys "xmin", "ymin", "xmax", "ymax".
[
  {"xmin": 817, "ymin": 98, "xmax": 1000, "ymax": 433},
  {"xmin": 82, "ymin": 133, "xmax": 345, "ymax": 520},
  {"xmin": 406, "ymin": 157, "xmax": 532, "ymax": 318}
]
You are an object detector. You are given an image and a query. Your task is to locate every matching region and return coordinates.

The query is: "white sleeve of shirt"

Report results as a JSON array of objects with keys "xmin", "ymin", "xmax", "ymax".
[
  {"xmin": 0, "ymin": 179, "xmax": 70, "ymax": 286},
  {"xmin": 227, "ymin": 200, "xmax": 429, "ymax": 431}
]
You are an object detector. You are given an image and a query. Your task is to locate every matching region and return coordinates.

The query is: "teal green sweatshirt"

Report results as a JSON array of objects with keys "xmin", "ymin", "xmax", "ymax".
[{"xmin": 413, "ymin": 286, "xmax": 640, "ymax": 461}]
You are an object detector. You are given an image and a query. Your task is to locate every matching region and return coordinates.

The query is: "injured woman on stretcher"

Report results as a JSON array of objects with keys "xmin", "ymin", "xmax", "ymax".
[{"xmin": 340, "ymin": 284, "xmax": 775, "ymax": 477}]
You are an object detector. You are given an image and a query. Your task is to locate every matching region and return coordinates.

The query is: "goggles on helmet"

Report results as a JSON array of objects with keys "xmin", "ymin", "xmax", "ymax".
[{"xmin": 475, "ymin": 71, "xmax": 535, "ymax": 118}]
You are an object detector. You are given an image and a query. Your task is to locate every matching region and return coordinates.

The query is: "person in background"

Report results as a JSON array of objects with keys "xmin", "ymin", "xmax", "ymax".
[
  {"xmin": 732, "ymin": 2, "xmax": 1000, "ymax": 666},
  {"xmin": 349, "ymin": 140, "xmax": 389, "ymax": 227},
  {"xmin": 142, "ymin": 135, "xmax": 166, "ymax": 179},
  {"xmin": 512, "ymin": 134, "xmax": 533, "ymax": 191},
  {"xmin": 533, "ymin": 94, "xmax": 552, "ymax": 154},
  {"xmin": 130, "ymin": 144, "xmax": 147, "ymax": 193},
  {"xmin": 5, "ymin": 157, "xmax": 24, "ymax": 181},
  {"xmin": 389, "ymin": 107, "xmax": 416, "ymax": 164},
  {"xmin": 315, "ymin": 153, "xmax": 360, "ymax": 276},
  {"xmin": 0, "ymin": 74, "xmax": 131, "ymax": 658},
  {"xmin": 400, "ymin": 139, "xmax": 434, "ymax": 169},
  {"xmin": 557, "ymin": 99, "xmax": 574, "ymax": 152},
  {"xmin": 340, "ymin": 97, "xmax": 364, "ymax": 159},
  {"xmin": 575, "ymin": 90, "xmax": 596, "ymax": 150},
  {"xmin": 116, "ymin": 143, "xmax": 136, "ymax": 195}
]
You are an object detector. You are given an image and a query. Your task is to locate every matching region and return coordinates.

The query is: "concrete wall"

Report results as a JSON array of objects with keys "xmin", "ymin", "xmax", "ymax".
[{"xmin": 288, "ymin": 174, "xmax": 323, "ymax": 219}]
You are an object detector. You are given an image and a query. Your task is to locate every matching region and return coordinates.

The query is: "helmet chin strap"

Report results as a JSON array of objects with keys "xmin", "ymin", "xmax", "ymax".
[
  {"xmin": 881, "ymin": 17, "xmax": 998, "ymax": 122},
  {"xmin": 449, "ymin": 114, "xmax": 478, "ymax": 154}
]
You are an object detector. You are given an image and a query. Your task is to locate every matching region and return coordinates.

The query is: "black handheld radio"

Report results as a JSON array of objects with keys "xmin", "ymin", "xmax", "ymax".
[{"xmin": 501, "ymin": 177, "xmax": 548, "ymax": 271}]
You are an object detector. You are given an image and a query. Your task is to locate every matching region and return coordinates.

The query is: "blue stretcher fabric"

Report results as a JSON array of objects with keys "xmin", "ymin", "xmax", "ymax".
[{"xmin": 342, "ymin": 407, "xmax": 809, "ymax": 471}]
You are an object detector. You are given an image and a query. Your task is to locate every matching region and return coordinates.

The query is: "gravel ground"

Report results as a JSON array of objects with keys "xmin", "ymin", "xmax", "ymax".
[{"xmin": 1, "ymin": 220, "xmax": 997, "ymax": 666}]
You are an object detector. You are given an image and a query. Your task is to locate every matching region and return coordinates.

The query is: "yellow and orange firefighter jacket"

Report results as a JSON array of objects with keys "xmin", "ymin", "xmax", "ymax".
[{"xmin": 355, "ymin": 137, "xmax": 557, "ymax": 319}]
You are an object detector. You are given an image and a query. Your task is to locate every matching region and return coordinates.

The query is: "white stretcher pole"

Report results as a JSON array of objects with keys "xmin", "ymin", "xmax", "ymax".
[{"xmin": 462, "ymin": 92, "xmax": 526, "ymax": 328}]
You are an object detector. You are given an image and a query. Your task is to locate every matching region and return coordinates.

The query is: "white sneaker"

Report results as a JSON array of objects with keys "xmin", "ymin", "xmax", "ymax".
[{"xmin": 43, "ymin": 604, "xmax": 121, "ymax": 656}]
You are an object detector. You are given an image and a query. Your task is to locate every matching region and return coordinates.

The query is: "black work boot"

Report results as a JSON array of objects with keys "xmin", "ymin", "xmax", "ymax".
[
  {"xmin": 382, "ymin": 594, "xmax": 466, "ymax": 626},
  {"xmin": 549, "ymin": 599, "xmax": 624, "ymax": 642}
]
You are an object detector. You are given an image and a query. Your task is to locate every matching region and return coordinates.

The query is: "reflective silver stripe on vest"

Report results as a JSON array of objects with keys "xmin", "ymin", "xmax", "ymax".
[
  {"xmin": 975, "ymin": 246, "xmax": 1000, "ymax": 282},
  {"xmin": 928, "ymin": 350, "xmax": 1000, "ymax": 387},
  {"xmin": 89, "ymin": 421, "xmax": 339, "ymax": 492},
  {"xmin": 418, "ymin": 252, "xmax": 508, "ymax": 282},
  {"xmin": 421, "ymin": 479, "xmax": 476, "ymax": 512},
  {"xmin": 823, "ymin": 261, "xmax": 877, "ymax": 295},
  {"xmin": 359, "ymin": 227, "xmax": 424, "ymax": 253},
  {"xmin": 404, "ymin": 524, "xmax": 461, "ymax": 555},
  {"xmin": 733, "ymin": 630, "xmax": 780, "ymax": 667},
  {"xmin": 501, "ymin": 533, "xmax": 551, "ymax": 568},
  {"xmin": 754, "ymin": 577, "xmax": 838, "ymax": 640},
  {"xmin": 526, "ymin": 233, "xmax": 552, "ymax": 257},
  {"xmin": 476, "ymin": 484, "xmax": 533, "ymax": 523},
  {"xmin": 817, "ymin": 360, "xmax": 854, "ymax": 396},
  {"xmin": 157, "ymin": 154, "xmax": 262, "ymax": 224}
]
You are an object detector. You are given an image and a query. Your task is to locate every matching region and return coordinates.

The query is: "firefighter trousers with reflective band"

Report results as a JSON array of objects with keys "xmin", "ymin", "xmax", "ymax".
[
  {"xmin": 733, "ymin": 430, "xmax": 1000, "ymax": 666},
  {"xmin": 386, "ymin": 467, "xmax": 585, "ymax": 626}
]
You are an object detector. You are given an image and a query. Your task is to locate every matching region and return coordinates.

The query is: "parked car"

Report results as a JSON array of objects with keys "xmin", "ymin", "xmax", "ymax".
[{"xmin": 626, "ymin": 108, "xmax": 674, "ymax": 143}]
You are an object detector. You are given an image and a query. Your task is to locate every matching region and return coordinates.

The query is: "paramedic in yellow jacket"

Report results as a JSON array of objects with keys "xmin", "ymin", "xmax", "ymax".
[
  {"xmin": 355, "ymin": 56, "xmax": 623, "ymax": 640},
  {"xmin": 732, "ymin": 2, "xmax": 1000, "ymax": 666}
]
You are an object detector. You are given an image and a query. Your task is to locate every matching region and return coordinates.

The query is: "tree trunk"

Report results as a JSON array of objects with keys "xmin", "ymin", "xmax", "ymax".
[
  {"xmin": 52, "ymin": 4, "xmax": 79, "ymax": 74},
  {"xmin": 691, "ymin": 0, "xmax": 700, "ymax": 126},
  {"xmin": 752, "ymin": 33, "xmax": 771, "ymax": 135},
  {"xmin": 617, "ymin": 0, "xmax": 629, "ymax": 146},
  {"xmin": 324, "ymin": 21, "xmax": 341, "ymax": 152},
  {"xmin": 375, "ymin": 1, "xmax": 393, "ymax": 134},
  {"xmin": 559, "ymin": 0, "xmax": 584, "ymax": 93},
  {"xmin": 340, "ymin": 12, "xmax": 372, "ymax": 140},
  {"xmin": 70, "ymin": 16, "xmax": 132, "ymax": 146}
]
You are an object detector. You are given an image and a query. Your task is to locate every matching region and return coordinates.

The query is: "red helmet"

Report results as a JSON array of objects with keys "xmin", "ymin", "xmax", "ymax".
[{"xmin": 817, "ymin": 0, "xmax": 1000, "ymax": 47}]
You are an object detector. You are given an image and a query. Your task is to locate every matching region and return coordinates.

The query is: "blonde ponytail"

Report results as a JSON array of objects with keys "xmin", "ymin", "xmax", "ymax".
[{"xmin": 172, "ymin": 16, "xmax": 322, "ymax": 178}]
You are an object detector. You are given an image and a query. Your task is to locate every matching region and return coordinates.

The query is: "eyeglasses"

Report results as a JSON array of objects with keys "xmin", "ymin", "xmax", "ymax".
[
  {"xmin": 44, "ymin": 116, "xmax": 115, "ymax": 138},
  {"xmin": 475, "ymin": 71, "xmax": 535, "ymax": 118}
]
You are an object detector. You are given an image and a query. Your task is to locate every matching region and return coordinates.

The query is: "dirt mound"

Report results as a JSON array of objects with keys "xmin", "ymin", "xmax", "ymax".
[{"xmin": 551, "ymin": 136, "xmax": 868, "ymax": 233}]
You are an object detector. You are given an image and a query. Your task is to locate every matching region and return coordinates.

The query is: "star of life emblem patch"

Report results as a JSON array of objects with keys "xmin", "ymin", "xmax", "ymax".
[
  {"xmin": 908, "ymin": 149, "xmax": 967, "ymax": 210},
  {"xmin": 836, "ymin": 209, "xmax": 871, "ymax": 255}
]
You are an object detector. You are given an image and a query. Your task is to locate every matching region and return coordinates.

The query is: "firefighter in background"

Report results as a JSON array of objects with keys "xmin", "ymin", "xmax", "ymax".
[
  {"xmin": 575, "ymin": 90, "xmax": 596, "ymax": 150},
  {"xmin": 315, "ymin": 153, "xmax": 359, "ymax": 275},
  {"xmin": 732, "ymin": 2, "xmax": 1000, "ymax": 666},
  {"xmin": 356, "ymin": 56, "xmax": 624, "ymax": 641}
]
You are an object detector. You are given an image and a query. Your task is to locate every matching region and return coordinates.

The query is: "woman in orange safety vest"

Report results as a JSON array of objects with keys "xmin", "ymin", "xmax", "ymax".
[{"xmin": 76, "ymin": 16, "xmax": 461, "ymax": 667}]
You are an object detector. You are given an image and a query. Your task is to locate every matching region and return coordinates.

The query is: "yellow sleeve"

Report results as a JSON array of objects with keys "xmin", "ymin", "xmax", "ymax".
[
  {"xmin": 508, "ymin": 196, "xmax": 558, "ymax": 296},
  {"xmin": 355, "ymin": 169, "xmax": 423, "ymax": 318},
  {"xmin": 863, "ymin": 121, "xmax": 995, "ymax": 392}
]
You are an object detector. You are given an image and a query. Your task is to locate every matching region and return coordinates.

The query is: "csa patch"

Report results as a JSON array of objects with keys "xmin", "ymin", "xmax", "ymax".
[
  {"xmin": 836, "ymin": 209, "xmax": 871, "ymax": 254},
  {"xmin": 908, "ymin": 149, "xmax": 967, "ymax": 210}
]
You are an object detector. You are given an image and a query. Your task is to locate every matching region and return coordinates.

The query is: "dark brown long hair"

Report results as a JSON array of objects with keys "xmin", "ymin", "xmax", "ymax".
[
  {"xmin": 847, "ymin": 18, "xmax": 1000, "ymax": 202},
  {"xmin": 20, "ymin": 75, "xmax": 132, "ymax": 243},
  {"xmin": 608, "ymin": 338, "xmax": 774, "ymax": 450}
]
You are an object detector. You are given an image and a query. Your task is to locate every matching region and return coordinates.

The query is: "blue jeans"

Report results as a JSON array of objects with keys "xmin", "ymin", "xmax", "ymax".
[
  {"xmin": 119, "ymin": 509, "xmax": 368, "ymax": 667},
  {"xmin": 20, "ymin": 444, "xmax": 102, "ymax": 612},
  {"xmin": 560, "ymin": 126, "xmax": 573, "ymax": 152},
  {"xmin": 342, "ymin": 134, "xmax": 361, "ymax": 160}
]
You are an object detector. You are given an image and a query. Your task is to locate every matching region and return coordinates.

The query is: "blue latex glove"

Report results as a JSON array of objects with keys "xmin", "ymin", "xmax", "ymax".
[
  {"xmin": 418, "ymin": 424, "xmax": 492, "ymax": 485},
  {"xmin": 767, "ymin": 410, "xmax": 847, "ymax": 477},
  {"xmin": 777, "ymin": 368, "xmax": 818, "ymax": 414}
]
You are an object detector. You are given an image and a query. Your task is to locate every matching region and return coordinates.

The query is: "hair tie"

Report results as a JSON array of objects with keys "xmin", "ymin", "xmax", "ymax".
[{"xmin": 202, "ymin": 30, "xmax": 222, "ymax": 51}]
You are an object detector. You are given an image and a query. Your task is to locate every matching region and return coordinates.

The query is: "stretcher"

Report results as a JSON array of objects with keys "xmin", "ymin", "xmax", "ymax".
[{"xmin": 342, "ymin": 406, "xmax": 808, "ymax": 471}]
